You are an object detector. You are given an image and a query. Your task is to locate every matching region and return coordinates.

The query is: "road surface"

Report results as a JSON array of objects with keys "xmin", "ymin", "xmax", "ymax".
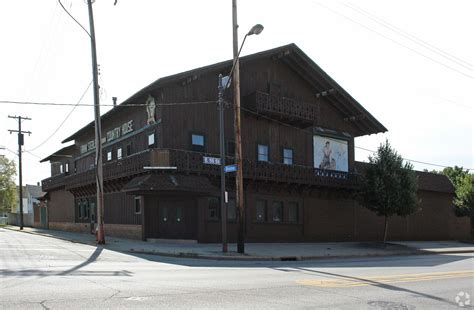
[{"xmin": 0, "ymin": 228, "xmax": 472, "ymax": 309}]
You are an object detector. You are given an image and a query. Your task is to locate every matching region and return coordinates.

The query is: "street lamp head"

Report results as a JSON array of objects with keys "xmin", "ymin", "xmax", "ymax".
[{"xmin": 247, "ymin": 24, "xmax": 264, "ymax": 36}]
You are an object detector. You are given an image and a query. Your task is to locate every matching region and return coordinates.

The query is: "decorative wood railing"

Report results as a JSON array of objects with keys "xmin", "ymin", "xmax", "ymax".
[
  {"xmin": 42, "ymin": 148, "xmax": 359, "ymax": 191},
  {"xmin": 244, "ymin": 91, "xmax": 317, "ymax": 127}
]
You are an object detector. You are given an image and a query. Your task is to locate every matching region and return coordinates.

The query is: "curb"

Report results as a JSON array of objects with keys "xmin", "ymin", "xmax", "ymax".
[{"xmin": 4, "ymin": 226, "xmax": 474, "ymax": 261}]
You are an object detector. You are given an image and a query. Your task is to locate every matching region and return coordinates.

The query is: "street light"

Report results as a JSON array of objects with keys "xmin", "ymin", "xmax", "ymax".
[{"xmin": 219, "ymin": 20, "xmax": 263, "ymax": 254}]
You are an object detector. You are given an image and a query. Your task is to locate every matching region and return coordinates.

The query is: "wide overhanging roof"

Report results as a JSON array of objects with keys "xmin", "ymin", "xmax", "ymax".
[
  {"xmin": 40, "ymin": 144, "xmax": 75, "ymax": 163},
  {"xmin": 62, "ymin": 43, "xmax": 386, "ymax": 143}
]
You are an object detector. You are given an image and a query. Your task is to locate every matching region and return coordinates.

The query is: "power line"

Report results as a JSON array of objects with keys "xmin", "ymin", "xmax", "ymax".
[
  {"xmin": 311, "ymin": 1, "xmax": 474, "ymax": 80},
  {"xmin": 233, "ymin": 102, "xmax": 473, "ymax": 171},
  {"xmin": 26, "ymin": 81, "xmax": 93, "ymax": 152},
  {"xmin": 58, "ymin": 0, "xmax": 91, "ymax": 37},
  {"xmin": 0, "ymin": 100, "xmax": 217, "ymax": 107},
  {"xmin": 343, "ymin": 2, "xmax": 474, "ymax": 71}
]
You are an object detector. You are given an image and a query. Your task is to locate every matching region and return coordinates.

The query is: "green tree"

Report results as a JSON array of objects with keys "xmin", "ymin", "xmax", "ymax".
[
  {"xmin": 0, "ymin": 156, "xmax": 17, "ymax": 215},
  {"xmin": 452, "ymin": 173, "xmax": 474, "ymax": 238},
  {"xmin": 359, "ymin": 140, "xmax": 419, "ymax": 244},
  {"xmin": 442, "ymin": 166, "xmax": 469, "ymax": 189}
]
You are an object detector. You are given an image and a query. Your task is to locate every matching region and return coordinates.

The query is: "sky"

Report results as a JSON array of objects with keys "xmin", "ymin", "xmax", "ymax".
[{"xmin": 0, "ymin": 0, "xmax": 472, "ymax": 185}]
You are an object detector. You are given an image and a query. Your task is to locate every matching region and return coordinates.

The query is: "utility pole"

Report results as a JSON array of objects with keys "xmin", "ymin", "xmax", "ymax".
[
  {"xmin": 8, "ymin": 115, "xmax": 32, "ymax": 230},
  {"xmin": 86, "ymin": 0, "xmax": 105, "ymax": 244},
  {"xmin": 218, "ymin": 74, "xmax": 228, "ymax": 253},
  {"xmin": 232, "ymin": 0, "xmax": 245, "ymax": 254}
]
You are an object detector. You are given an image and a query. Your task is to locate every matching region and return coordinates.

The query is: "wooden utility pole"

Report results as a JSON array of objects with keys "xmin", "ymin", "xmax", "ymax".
[
  {"xmin": 232, "ymin": 0, "xmax": 245, "ymax": 254},
  {"xmin": 86, "ymin": 0, "xmax": 105, "ymax": 244},
  {"xmin": 8, "ymin": 115, "xmax": 32, "ymax": 230}
]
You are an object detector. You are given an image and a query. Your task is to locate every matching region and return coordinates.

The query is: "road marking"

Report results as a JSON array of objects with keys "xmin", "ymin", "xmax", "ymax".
[{"xmin": 297, "ymin": 270, "xmax": 474, "ymax": 288}]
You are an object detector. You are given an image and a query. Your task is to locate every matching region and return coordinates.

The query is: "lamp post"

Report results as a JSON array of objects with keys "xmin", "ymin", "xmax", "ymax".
[
  {"xmin": 231, "ymin": 3, "xmax": 264, "ymax": 254},
  {"xmin": 217, "ymin": 21, "xmax": 263, "ymax": 254}
]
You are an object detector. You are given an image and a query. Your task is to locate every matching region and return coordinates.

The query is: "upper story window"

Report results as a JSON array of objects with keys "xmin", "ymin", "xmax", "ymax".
[
  {"xmin": 191, "ymin": 134, "xmax": 205, "ymax": 152},
  {"xmin": 148, "ymin": 132, "xmax": 155, "ymax": 147},
  {"xmin": 257, "ymin": 144, "xmax": 269, "ymax": 162},
  {"xmin": 283, "ymin": 148, "xmax": 293, "ymax": 165},
  {"xmin": 126, "ymin": 144, "xmax": 132, "ymax": 156},
  {"xmin": 59, "ymin": 164, "xmax": 64, "ymax": 174},
  {"xmin": 117, "ymin": 147, "xmax": 122, "ymax": 160},
  {"xmin": 106, "ymin": 150, "xmax": 112, "ymax": 161},
  {"xmin": 65, "ymin": 162, "xmax": 69, "ymax": 174}
]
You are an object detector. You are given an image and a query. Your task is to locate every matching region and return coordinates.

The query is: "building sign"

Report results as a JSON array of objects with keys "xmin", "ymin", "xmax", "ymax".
[
  {"xmin": 313, "ymin": 135, "xmax": 348, "ymax": 172},
  {"xmin": 203, "ymin": 156, "xmax": 221, "ymax": 165},
  {"xmin": 80, "ymin": 120, "xmax": 134, "ymax": 154}
]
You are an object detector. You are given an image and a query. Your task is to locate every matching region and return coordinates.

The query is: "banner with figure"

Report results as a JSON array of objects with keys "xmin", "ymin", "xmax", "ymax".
[{"xmin": 313, "ymin": 135, "xmax": 348, "ymax": 172}]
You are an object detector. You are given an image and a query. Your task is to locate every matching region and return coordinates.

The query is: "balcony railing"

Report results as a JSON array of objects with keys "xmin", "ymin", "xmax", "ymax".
[
  {"xmin": 42, "ymin": 148, "xmax": 360, "ymax": 191},
  {"xmin": 244, "ymin": 91, "xmax": 317, "ymax": 127}
]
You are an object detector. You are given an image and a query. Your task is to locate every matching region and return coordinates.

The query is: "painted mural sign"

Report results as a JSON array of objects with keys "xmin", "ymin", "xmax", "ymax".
[{"xmin": 313, "ymin": 135, "xmax": 348, "ymax": 172}]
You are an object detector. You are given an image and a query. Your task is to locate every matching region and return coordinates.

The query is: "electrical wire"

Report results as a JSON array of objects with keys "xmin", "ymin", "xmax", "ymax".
[
  {"xmin": 311, "ymin": 1, "xmax": 474, "ymax": 79},
  {"xmin": 58, "ymin": 0, "xmax": 91, "ymax": 37},
  {"xmin": 0, "ymin": 100, "xmax": 217, "ymax": 107},
  {"xmin": 25, "ymin": 81, "xmax": 93, "ymax": 152},
  {"xmin": 343, "ymin": 2, "xmax": 474, "ymax": 71}
]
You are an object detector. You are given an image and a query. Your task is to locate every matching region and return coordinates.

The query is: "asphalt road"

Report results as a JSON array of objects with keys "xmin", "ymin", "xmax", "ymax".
[{"xmin": 0, "ymin": 228, "xmax": 473, "ymax": 309}]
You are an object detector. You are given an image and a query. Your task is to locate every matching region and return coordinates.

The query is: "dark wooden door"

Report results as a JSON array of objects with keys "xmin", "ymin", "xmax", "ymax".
[{"xmin": 158, "ymin": 199, "xmax": 197, "ymax": 239}]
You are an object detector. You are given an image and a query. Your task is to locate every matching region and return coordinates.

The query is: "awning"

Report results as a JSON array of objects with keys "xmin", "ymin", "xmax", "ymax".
[{"xmin": 122, "ymin": 174, "xmax": 218, "ymax": 194}]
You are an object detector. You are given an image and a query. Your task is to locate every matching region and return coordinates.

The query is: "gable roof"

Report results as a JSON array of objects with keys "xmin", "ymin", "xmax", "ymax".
[{"xmin": 62, "ymin": 43, "xmax": 386, "ymax": 143}]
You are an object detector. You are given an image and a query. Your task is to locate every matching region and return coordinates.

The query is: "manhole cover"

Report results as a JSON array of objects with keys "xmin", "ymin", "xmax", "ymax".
[{"xmin": 368, "ymin": 301, "xmax": 415, "ymax": 310}]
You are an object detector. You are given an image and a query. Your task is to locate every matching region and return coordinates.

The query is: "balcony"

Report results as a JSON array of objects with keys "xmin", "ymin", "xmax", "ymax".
[
  {"xmin": 42, "ymin": 148, "xmax": 360, "ymax": 192},
  {"xmin": 42, "ymin": 173, "xmax": 66, "ymax": 192},
  {"xmin": 244, "ymin": 91, "xmax": 317, "ymax": 127}
]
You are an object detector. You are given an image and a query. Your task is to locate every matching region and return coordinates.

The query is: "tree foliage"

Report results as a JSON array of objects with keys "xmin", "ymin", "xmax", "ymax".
[
  {"xmin": 442, "ymin": 166, "xmax": 470, "ymax": 189},
  {"xmin": 0, "ymin": 156, "xmax": 17, "ymax": 214},
  {"xmin": 359, "ymin": 140, "xmax": 418, "ymax": 243},
  {"xmin": 453, "ymin": 174, "xmax": 474, "ymax": 218}
]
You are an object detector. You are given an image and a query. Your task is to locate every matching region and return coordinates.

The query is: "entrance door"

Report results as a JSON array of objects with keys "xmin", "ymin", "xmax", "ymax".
[
  {"xmin": 40, "ymin": 207, "xmax": 47, "ymax": 228},
  {"xmin": 158, "ymin": 200, "xmax": 197, "ymax": 239}
]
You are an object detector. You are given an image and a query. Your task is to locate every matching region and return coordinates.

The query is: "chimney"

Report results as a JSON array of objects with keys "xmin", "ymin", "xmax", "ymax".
[{"xmin": 112, "ymin": 97, "xmax": 117, "ymax": 107}]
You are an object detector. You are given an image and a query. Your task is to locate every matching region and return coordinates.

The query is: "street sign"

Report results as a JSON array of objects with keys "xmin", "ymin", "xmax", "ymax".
[
  {"xmin": 224, "ymin": 164, "xmax": 237, "ymax": 173},
  {"xmin": 203, "ymin": 156, "xmax": 221, "ymax": 165}
]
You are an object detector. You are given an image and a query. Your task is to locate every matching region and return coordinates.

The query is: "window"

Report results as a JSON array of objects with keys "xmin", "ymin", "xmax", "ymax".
[
  {"xmin": 126, "ymin": 144, "xmax": 132, "ymax": 156},
  {"xmin": 272, "ymin": 201, "xmax": 283, "ymax": 222},
  {"xmin": 227, "ymin": 199, "xmax": 236, "ymax": 221},
  {"xmin": 161, "ymin": 206, "xmax": 168, "ymax": 222},
  {"xmin": 117, "ymin": 148, "xmax": 122, "ymax": 160},
  {"xmin": 107, "ymin": 150, "xmax": 112, "ymax": 161},
  {"xmin": 84, "ymin": 200, "xmax": 90, "ymax": 219},
  {"xmin": 148, "ymin": 132, "xmax": 155, "ymax": 147},
  {"xmin": 288, "ymin": 202, "xmax": 299, "ymax": 223},
  {"xmin": 256, "ymin": 199, "xmax": 267, "ymax": 222},
  {"xmin": 60, "ymin": 164, "xmax": 64, "ymax": 174},
  {"xmin": 176, "ymin": 207, "xmax": 182, "ymax": 223},
  {"xmin": 226, "ymin": 140, "xmax": 235, "ymax": 156},
  {"xmin": 134, "ymin": 196, "xmax": 141, "ymax": 214},
  {"xmin": 192, "ymin": 134, "xmax": 205, "ymax": 152},
  {"xmin": 208, "ymin": 197, "xmax": 219, "ymax": 220},
  {"xmin": 283, "ymin": 148, "xmax": 293, "ymax": 165},
  {"xmin": 257, "ymin": 144, "xmax": 269, "ymax": 162}
]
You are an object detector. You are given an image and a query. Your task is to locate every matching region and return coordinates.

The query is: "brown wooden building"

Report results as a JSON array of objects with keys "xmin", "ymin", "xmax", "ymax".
[{"xmin": 41, "ymin": 44, "xmax": 470, "ymax": 242}]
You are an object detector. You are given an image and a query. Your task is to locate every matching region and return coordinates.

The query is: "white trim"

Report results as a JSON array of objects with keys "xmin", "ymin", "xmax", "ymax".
[{"xmin": 143, "ymin": 166, "xmax": 177, "ymax": 170}]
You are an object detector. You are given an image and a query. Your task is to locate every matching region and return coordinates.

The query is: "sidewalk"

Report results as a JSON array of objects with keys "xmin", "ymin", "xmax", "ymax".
[{"xmin": 4, "ymin": 226, "xmax": 474, "ymax": 261}]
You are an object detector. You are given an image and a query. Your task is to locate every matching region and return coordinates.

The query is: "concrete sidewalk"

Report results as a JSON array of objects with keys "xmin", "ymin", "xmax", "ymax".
[{"xmin": 3, "ymin": 226, "xmax": 474, "ymax": 261}]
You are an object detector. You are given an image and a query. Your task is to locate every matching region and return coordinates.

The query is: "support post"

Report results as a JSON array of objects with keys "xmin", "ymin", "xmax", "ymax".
[
  {"xmin": 232, "ymin": 0, "xmax": 245, "ymax": 254},
  {"xmin": 7, "ymin": 115, "xmax": 32, "ymax": 231},
  {"xmin": 87, "ymin": 0, "xmax": 105, "ymax": 244},
  {"xmin": 218, "ymin": 74, "xmax": 228, "ymax": 253}
]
